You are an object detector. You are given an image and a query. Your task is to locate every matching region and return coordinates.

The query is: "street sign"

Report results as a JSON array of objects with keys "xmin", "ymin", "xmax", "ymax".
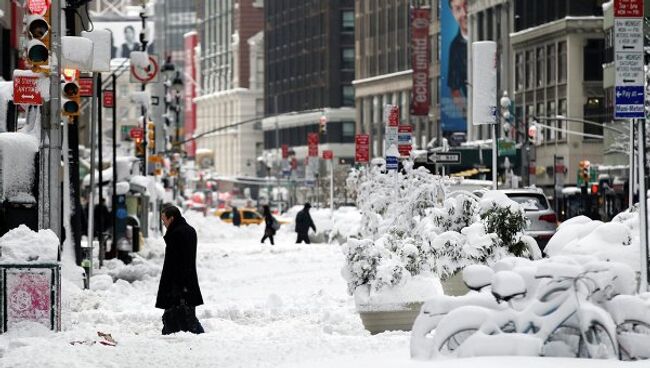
[
  {"xmin": 614, "ymin": 0, "xmax": 645, "ymax": 119},
  {"xmin": 102, "ymin": 90, "xmax": 114, "ymax": 108},
  {"xmin": 398, "ymin": 125, "xmax": 412, "ymax": 158},
  {"xmin": 428, "ymin": 152, "xmax": 461, "ymax": 164},
  {"xmin": 130, "ymin": 54, "xmax": 160, "ymax": 84},
  {"xmin": 79, "ymin": 77, "xmax": 93, "ymax": 97},
  {"xmin": 308, "ymin": 133, "xmax": 319, "ymax": 157},
  {"xmin": 385, "ymin": 105, "xmax": 399, "ymax": 155},
  {"xmin": 27, "ymin": 0, "xmax": 50, "ymax": 15},
  {"xmin": 386, "ymin": 155, "xmax": 399, "ymax": 171},
  {"xmin": 355, "ymin": 134, "xmax": 370, "ymax": 163},
  {"xmin": 129, "ymin": 127, "xmax": 143, "ymax": 139},
  {"xmin": 281, "ymin": 144, "xmax": 289, "ymax": 159},
  {"xmin": 323, "ymin": 150, "xmax": 333, "ymax": 160},
  {"xmin": 13, "ymin": 72, "xmax": 43, "ymax": 105},
  {"xmin": 497, "ymin": 138, "xmax": 516, "ymax": 156}
]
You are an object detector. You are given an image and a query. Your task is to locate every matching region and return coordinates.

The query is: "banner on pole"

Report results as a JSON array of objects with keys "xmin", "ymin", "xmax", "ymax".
[
  {"xmin": 471, "ymin": 41, "xmax": 497, "ymax": 125},
  {"xmin": 410, "ymin": 7, "xmax": 431, "ymax": 116}
]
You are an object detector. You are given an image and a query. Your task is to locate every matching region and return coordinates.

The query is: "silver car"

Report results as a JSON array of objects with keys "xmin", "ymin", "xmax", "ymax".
[{"xmin": 499, "ymin": 189, "xmax": 558, "ymax": 251}]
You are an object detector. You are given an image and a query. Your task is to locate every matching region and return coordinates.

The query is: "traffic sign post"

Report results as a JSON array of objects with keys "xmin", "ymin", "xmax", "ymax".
[
  {"xmin": 428, "ymin": 152, "xmax": 461, "ymax": 164},
  {"xmin": 130, "ymin": 54, "xmax": 160, "ymax": 84},
  {"xmin": 355, "ymin": 134, "xmax": 370, "ymax": 164},
  {"xmin": 79, "ymin": 77, "xmax": 93, "ymax": 97},
  {"xmin": 102, "ymin": 90, "xmax": 114, "ymax": 108},
  {"xmin": 398, "ymin": 125, "xmax": 413, "ymax": 158},
  {"xmin": 129, "ymin": 127, "xmax": 144, "ymax": 140},
  {"xmin": 308, "ymin": 133, "xmax": 319, "ymax": 157},
  {"xmin": 614, "ymin": 1, "xmax": 644, "ymax": 119},
  {"xmin": 13, "ymin": 71, "xmax": 43, "ymax": 105}
]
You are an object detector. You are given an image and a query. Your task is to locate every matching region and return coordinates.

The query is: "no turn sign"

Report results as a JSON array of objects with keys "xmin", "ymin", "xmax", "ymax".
[{"xmin": 130, "ymin": 54, "xmax": 160, "ymax": 84}]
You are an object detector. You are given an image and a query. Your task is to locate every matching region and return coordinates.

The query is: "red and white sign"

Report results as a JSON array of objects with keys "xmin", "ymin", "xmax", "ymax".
[
  {"xmin": 410, "ymin": 7, "xmax": 431, "ymax": 116},
  {"xmin": 102, "ymin": 90, "xmax": 114, "ymax": 108},
  {"xmin": 322, "ymin": 150, "xmax": 333, "ymax": 160},
  {"xmin": 281, "ymin": 144, "xmax": 289, "ymax": 159},
  {"xmin": 79, "ymin": 77, "xmax": 93, "ymax": 97},
  {"xmin": 308, "ymin": 132, "xmax": 319, "ymax": 157},
  {"xmin": 26, "ymin": 0, "xmax": 50, "ymax": 15},
  {"xmin": 13, "ymin": 72, "xmax": 43, "ymax": 105},
  {"xmin": 130, "ymin": 55, "xmax": 160, "ymax": 84},
  {"xmin": 129, "ymin": 127, "xmax": 144, "ymax": 139},
  {"xmin": 385, "ymin": 105, "xmax": 400, "ymax": 127},
  {"xmin": 398, "ymin": 125, "xmax": 413, "ymax": 158},
  {"xmin": 6, "ymin": 269, "xmax": 52, "ymax": 329},
  {"xmin": 614, "ymin": 0, "xmax": 643, "ymax": 17},
  {"xmin": 355, "ymin": 134, "xmax": 370, "ymax": 164},
  {"xmin": 184, "ymin": 32, "xmax": 199, "ymax": 157}
]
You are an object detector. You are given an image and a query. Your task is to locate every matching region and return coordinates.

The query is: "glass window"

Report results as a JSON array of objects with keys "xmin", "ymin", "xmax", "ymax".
[
  {"xmin": 342, "ymin": 85, "xmax": 354, "ymax": 106},
  {"xmin": 584, "ymin": 39, "xmax": 604, "ymax": 81},
  {"xmin": 515, "ymin": 52, "xmax": 524, "ymax": 91},
  {"xmin": 342, "ymin": 10, "xmax": 354, "ymax": 33},
  {"xmin": 342, "ymin": 48, "xmax": 354, "ymax": 70},
  {"xmin": 526, "ymin": 50, "xmax": 534, "ymax": 89},
  {"xmin": 558, "ymin": 41, "xmax": 567, "ymax": 83},
  {"xmin": 342, "ymin": 121, "xmax": 355, "ymax": 142},
  {"xmin": 536, "ymin": 47, "xmax": 544, "ymax": 87},
  {"xmin": 546, "ymin": 44, "xmax": 556, "ymax": 84},
  {"xmin": 506, "ymin": 194, "xmax": 549, "ymax": 211},
  {"xmin": 547, "ymin": 100, "xmax": 556, "ymax": 141}
]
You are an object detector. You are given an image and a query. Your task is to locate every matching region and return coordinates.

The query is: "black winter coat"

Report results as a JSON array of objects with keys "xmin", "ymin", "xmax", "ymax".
[
  {"xmin": 156, "ymin": 216, "xmax": 204, "ymax": 309},
  {"xmin": 295, "ymin": 209, "xmax": 316, "ymax": 234},
  {"xmin": 264, "ymin": 213, "xmax": 276, "ymax": 236}
]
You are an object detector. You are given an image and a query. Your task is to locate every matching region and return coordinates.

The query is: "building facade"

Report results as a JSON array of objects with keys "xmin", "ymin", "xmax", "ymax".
[
  {"xmin": 195, "ymin": 0, "xmax": 264, "ymax": 177},
  {"xmin": 262, "ymin": 0, "xmax": 356, "ymax": 178},
  {"xmin": 510, "ymin": 0, "xmax": 606, "ymax": 192},
  {"xmin": 353, "ymin": 0, "xmax": 441, "ymax": 159}
]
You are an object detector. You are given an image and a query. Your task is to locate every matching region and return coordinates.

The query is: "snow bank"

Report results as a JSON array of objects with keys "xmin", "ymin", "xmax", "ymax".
[
  {"xmin": 0, "ymin": 132, "xmax": 39, "ymax": 201},
  {"xmin": 0, "ymin": 225, "xmax": 59, "ymax": 263}
]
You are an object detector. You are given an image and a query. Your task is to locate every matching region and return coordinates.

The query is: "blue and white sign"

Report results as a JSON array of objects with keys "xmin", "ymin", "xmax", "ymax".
[
  {"xmin": 386, "ymin": 156, "xmax": 399, "ymax": 171},
  {"xmin": 614, "ymin": 17, "xmax": 645, "ymax": 119}
]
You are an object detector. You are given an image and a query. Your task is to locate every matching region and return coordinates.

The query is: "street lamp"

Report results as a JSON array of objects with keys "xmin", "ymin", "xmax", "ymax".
[{"xmin": 171, "ymin": 71, "xmax": 184, "ymax": 149}]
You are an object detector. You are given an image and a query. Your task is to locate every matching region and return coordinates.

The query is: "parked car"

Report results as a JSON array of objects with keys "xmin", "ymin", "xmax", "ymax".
[
  {"xmin": 215, "ymin": 208, "xmax": 264, "ymax": 226},
  {"xmin": 499, "ymin": 188, "xmax": 558, "ymax": 251}
]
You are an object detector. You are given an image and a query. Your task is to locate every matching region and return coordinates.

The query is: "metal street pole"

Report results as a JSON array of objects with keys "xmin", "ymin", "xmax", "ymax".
[
  {"xmin": 85, "ymin": 72, "xmax": 99, "ymax": 289},
  {"xmin": 111, "ymin": 73, "xmax": 118, "ymax": 260},
  {"xmin": 329, "ymin": 159, "xmax": 334, "ymax": 216},
  {"xmin": 630, "ymin": 119, "xmax": 635, "ymax": 208},
  {"xmin": 638, "ymin": 118, "xmax": 649, "ymax": 291},
  {"xmin": 97, "ymin": 73, "xmax": 104, "ymax": 267},
  {"xmin": 492, "ymin": 123, "xmax": 498, "ymax": 190},
  {"xmin": 140, "ymin": 8, "xmax": 148, "ymax": 175}
]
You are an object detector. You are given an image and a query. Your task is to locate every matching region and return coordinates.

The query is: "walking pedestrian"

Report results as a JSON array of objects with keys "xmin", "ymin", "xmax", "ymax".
[
  {"xmin": 231, "ymin": 206, "xmax": 241, "ymax": 227},
  {"xmin": 260, "ymin": 205, "xmax": 277, "ymax": 245},
  {"xmin": 295, "ymin": 203, "xmax": 316, "ymax": 244},
  {"xmin": 156, "ymin": 204, "xmax": 205, "ymax": 335}
]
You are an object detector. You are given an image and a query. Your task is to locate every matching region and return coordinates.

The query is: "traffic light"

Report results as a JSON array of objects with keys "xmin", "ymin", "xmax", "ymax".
[
  {"xmin": 147, "ymin": 121, "xmax": 155, "ymax": 153},
  {"xmin": 61, "ymin": 69, "xmax": 80, "ymax": 117},
  {"xmin": 527, "ymin": 124, "xmax": 537, "ymax": 144},
  {"xmin": 579, "ymin": 160, "xmax": 591, "ymax": 185},
  {"xmin": 135, "ymin": 137, "xmax": 145, "ymax": 157},
  {"xmin": 319, "ymin": 115, "xmax": 327, "ymax": 135},
  {"xmin": 25, "ymin": 3, "xmax": 51, "ymax": 70}
]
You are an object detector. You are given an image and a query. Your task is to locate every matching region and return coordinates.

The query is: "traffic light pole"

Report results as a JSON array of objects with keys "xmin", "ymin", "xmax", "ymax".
[
  {"xmin": 638, "ymin": 118, "xmax": 648, "ymax": 292},
  {"xmin": 140, "ymin": 8, "xmax": 148, "ymax": 176},
  {"xmin": 39, "ymin": 0, "xmax": 62, "ymax": 241}
]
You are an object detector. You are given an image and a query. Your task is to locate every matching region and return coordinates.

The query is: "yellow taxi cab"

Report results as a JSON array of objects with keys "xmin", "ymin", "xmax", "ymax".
[{"xmin": 215, "ymin": 208, "xmax": 264, "ymax": 225}]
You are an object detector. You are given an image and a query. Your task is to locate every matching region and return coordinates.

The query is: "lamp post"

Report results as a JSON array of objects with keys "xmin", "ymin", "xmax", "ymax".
[{"xmin": 494, "ymin": 91, "xmax": 512, "ymax": 189}]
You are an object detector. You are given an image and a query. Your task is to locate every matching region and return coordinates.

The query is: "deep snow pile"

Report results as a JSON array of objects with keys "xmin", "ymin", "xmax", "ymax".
[
  {"xmin": 0, "ymin": 225, "xmax": 59, "ymax": 263},
  {"xmin": 0, "ymin": 132, "xmax": 39, "ymax": 202},
  {"xmin": 545, "ymin": 206, "xmax": 646, "ymax": 271}
]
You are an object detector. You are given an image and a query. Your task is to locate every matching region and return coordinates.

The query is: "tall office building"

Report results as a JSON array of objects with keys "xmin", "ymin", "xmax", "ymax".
[{"xmin": 194, "ymin": 0, "xmax": 264, "ymax": 177}]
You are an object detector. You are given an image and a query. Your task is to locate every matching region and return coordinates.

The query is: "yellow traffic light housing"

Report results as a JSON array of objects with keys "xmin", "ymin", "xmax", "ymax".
[
  {"xmin": 135, "ymin": 137, "xmax": 145, "ymax": 158},
  {"xmin": 25, "ymin": 9, "xmax": 51, "ymax": 70},
  {"xmin": 61, "ymin": 69, "xmax": 80, "ymax": 116},
  {"xmin": 147, "ymin": 121, "xmax": 155, "ymax": 153}
]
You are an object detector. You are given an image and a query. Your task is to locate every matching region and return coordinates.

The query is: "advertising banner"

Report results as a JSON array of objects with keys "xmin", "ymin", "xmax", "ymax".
[
  {"xmin": 441, "ymin": 0, "xmax": 468, "ymax": 133},
  {"xmin": 410, "ymin": 8, "xmax": 431, "ymax": 116},
  {"xmin": 471, "ymin": 41, "xmax": 497, "ymax": 125},
  {"xmin": 184, "ymin": 32, "xmax": 198, "ymax": 157},
  {"xmin": 89, "ymin": 20, "xmax": 156, "ymax": 60}
]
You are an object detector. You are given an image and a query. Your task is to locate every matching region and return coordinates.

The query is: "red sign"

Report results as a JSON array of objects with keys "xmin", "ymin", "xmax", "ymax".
[
  {"xmin": 323, "ymin": 150, "xmax": 333, "ymax": 160},
  {"xmin": 102, "ymin": 90, "xmax": 114, "ymax": 108},
  {"xmin": 308, "ymin": 132, "xmax": 319, "ymax": 157},
  {"xmin": 398, "ymin": 125, "xmax": 413, "ymax": 157},
  {"xmin": 410, "ymin": 8, "xmax": 431, "ymax": 116},
  {"xmin": 614, "ymin": 0, "xmax": 643, "ymax": 17},
  {"xmin": 13, "ymin": 73, "xmax": 43, "ymax": 105},
  {"xmin": 399, "ymin": 145, "xmax": 412, "ymax": 157},
  {"xmin": 281, "ymin": 144, "xmax": 289, "ymax": 159},
  {"xmin": 130, "ymin": 55, "xmax": 160, "ymax": 83},
  {"xmin": 385, "ymin": 105, "xmax": 400, "ymax": 127},
  {"xmin": 129, "ymin": 127, "xmax": 144, "ymax": 139},
  {"xmin": 355, "ymin": 134, "xmax": 370, "ymax": 163},
  {"xmin": 79, "ymin": 77, "xmax": 93, "ymax": 97},
  {"xmin": 27, "ymin": 0, "xmax": 50, "ymax": 15}
]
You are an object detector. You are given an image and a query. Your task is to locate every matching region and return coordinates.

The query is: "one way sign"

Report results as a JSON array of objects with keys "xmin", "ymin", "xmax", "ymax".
[
  {"xmin": 13, "ymin": 71, "xmax": 44, "ymax": 106},
  {"xmin": 428, "ymin": 152, "xmax": 461, "ymax": 164}
]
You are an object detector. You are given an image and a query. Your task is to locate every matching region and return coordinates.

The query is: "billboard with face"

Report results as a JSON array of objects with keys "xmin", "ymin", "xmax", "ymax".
[
  {"xmin": 440, "ymin": 0, "xmax": 467, "ymax": 134},
  {"xmin": 91, "ymin": 20, "xmax": 156, "ymax": 59}
]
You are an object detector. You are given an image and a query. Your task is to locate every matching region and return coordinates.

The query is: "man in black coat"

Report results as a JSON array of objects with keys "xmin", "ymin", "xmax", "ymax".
[
  {"xmin": 156, "ymin": 204, "xmax": 204, "ymax": 335},
  {"xmin": 295, "ymin": 203, "xmax": 316, "ymax": 244}
]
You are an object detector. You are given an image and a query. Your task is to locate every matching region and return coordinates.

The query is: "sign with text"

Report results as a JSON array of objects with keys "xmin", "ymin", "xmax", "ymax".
[
  {"xmin": 129, "ymin": 127, "xmax": 143, "ymax": 139},
  {"xmin": 102, "ymin": 90, "xmax": 114, "ymax": 108},
  {"xmin": 79, "ymin": 77, "xmax": 94, "ymax": 97},
  {"xmin": 398, "ymin": 125, "xmax": 413, "ymax": 158},
  {"xmin": 13, "ymin": 72, "xmax": 43, "ymax": 105},
  {"xmin": 428, "ymin": 152, "xmax": 461, "ymax": 164},
  {"xmin": 322, "ymin": 150, "xmax": 333, "ymax": 160},
  {"xmin": 410, "ymin": 7, "xmax": 431, "ymax": 116},
  {"xmin": 386, "ymin": 155, "xmax": 399, "ymax": 171},
  {"xmin": 281, "ymin": 144, "xmax": 289, "ymax": 159},
  {"xmin": 614, "ymin": 0, "xmax": 644, "ymax": 119},
  {"xmin": 355, "ymin": 134, "xmax": 370, "ymax": 163},
  {"xmin": 385, "ymin": 104, "xmax": 400, "ymax": 156},
  {"xmin": 308, "ymin": 133, "xmax": 319, "ymax": 157}
]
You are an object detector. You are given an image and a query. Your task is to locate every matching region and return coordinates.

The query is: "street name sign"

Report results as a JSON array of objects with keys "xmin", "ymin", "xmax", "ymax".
[{"xmin": 428, "ymin": 152, "xmax": 461, "ymax": 164}]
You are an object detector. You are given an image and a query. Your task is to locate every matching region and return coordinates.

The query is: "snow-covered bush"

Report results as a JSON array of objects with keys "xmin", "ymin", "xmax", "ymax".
[
  {"xmin": 341, "ymin": 238, "xmax": 382, "ymax": 295},
  {"xmin": 478, "ymin": 191, "xmax": 530, "ymax": 258},
  {"xmin": 432, "ymin": 194, "xmax": 478, "ymax": 232}
]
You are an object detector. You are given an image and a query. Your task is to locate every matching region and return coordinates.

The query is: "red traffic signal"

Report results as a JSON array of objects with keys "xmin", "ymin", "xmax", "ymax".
[{"xmin": 24, "ymin": 1, "xmax": 51, "ymax": 69}]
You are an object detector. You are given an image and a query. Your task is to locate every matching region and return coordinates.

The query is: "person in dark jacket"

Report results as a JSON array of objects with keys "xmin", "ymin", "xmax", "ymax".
[
  {"xmin": 231, "ymin": 206, "xmax": 241, "ymax": 227},
  {"xmin": 93, "ymin": 198, "xmax": 112, "ymax": 236},
  {"xmin": 260, "ymin": 205, "xmax": 276, "ymax": 245},
  {"xmin": 156, "ymin": 204, "xmax": 204, "ymax": 335},
  {"xmin": 295, "ymin": 203, "xmax": 316, "ymax": 244}
]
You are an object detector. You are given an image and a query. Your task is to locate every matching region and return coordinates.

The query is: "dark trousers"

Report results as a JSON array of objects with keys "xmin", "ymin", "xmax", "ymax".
[
  {"xmin": 162, "ymin": 304, "xmax": 204, "ymax": 335},
  {"xmin": 261, "ymin": 230, "xmax": 274, "ymax": 245},
  {"xmin": 296, "ymin": 232, "xmax": 311, "ymax": 244}
]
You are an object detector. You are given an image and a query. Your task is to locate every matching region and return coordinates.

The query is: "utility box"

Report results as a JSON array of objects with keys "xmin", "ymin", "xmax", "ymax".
[{"xmin": 0, "ymin": 263, "xmax": 61, "ymax": 332}]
